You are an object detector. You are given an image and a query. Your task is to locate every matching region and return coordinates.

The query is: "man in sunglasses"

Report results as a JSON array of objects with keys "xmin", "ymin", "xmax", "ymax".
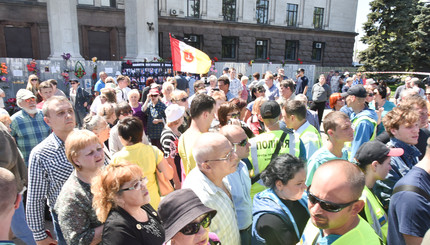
[
  {"xmin": 11, "ymin": 89, "xmax": 51, "ymax": 166},
  {"xmin": 220, "ymin": 125, "xmax": 252, "ymax": 245},
  {"xmin": 300, "ymin": 160, "xmax": 381, "ymax": 244},
  {"xmin": 183, "ymin": 132, "xmax": 241, "ymax": 245}
]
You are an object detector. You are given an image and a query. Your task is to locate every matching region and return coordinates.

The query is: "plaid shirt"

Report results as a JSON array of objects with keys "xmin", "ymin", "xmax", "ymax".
[
  {"xmin": 26, "ymin": 133, "xmax": 74, "ymax": 241},
  {"xmin": 183, "ymin": 168, "xmax": 241, "ymax": 245},
  {"xmin": 145, "ymin": 101, "xmax": 167, "ymax": 140},
  {"xmin": 10, "ymin": 110, "xmax": 51, "ymax": 165}
]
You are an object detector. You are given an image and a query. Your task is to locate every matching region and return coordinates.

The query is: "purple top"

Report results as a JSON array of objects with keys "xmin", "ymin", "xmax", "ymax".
[{"xmin": 131, "ymin": 102, "xmax": 146, "ymax": 125}]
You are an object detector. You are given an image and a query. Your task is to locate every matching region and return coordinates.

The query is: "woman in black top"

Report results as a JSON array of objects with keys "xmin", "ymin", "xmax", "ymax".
[
  {"xmin": 252, "ymin": 154, "xmax": 310, "ymax": 245},
  {"xmin": 92, "ymin": 162, "xmax": 165, "ymax": 245}
]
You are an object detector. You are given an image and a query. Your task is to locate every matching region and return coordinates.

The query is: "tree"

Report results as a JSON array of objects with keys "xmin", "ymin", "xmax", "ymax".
[
  {"xmin": 411, "ymin": 3, "xmax": 430, "ymax": 71},
  {"xmin": 358, "ymin": 0, "xmax": 420, "ymax": 72}
]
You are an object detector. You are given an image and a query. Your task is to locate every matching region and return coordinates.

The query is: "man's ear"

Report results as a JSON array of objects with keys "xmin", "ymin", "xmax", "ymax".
[
  {"xmin": 43, "ymin": 116, "xmax": 51, "ymax": 127},
  {"xmin": 350, "ymin": 200, "xmax": 365, "ymax": 216},
  {"xmin": 327, "ymin": 128, "xmax": 334, "ymax": 137},
  {"xmin": 14, "ymin": 194, "xmax": 22, "ymax": 210}
]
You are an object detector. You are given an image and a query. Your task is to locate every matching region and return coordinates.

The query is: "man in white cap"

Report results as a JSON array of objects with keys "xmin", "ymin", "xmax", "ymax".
[{"xmin": 10, "ymin": 89, "xmax": 51, "ymax": 166}]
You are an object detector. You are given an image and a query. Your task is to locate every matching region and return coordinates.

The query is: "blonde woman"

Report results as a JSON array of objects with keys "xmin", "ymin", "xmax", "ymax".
[
  {"xmin": 246, "ymin": 97, "xmax": 267, "ymax": 135},
  {"xmin": 161, "ymin": 82, "xmax": 174, "ymax": 106},
  {"xmin": 26, "ymin": 74, "xmax": 42, "ymax": 102},
  {"xmin": 91, "ymin": 162, "xmax": 165, "ymax": 244}
]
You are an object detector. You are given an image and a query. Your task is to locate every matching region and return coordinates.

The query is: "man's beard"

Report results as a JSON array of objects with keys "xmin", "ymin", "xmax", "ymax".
[{"xmin": 22, "ymin": 107, "xmax": 38, "ymax": 115}]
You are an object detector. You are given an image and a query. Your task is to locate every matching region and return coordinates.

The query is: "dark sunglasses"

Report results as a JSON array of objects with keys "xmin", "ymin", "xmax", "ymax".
[
  {"xmin": 150, "ymin": 94, "xmax": 159, "ymax": 97},
  {"xmin": 180, "ymin": 215, "xmax": 212, "ymax": 235},
  {"xmin": 307, "ymin": 186, "xmax": 358, "ymax": 212},
  {"xmin": 120, "ymin": 110, "xmax": 133, "ymax": 116},
  {"xmin": 179, "ymin": 97, "xmax": 188, "ymax": 102},
  {"xmin": 258, "ymin": 89, "xmax": 266, "ymax": 93},
  {"xmin": 233, "ymin": 138, "xmax": 248, "ymax": 151},
  {"xmin": 31, "ymin": 79, "xmax": 38, "ymax": 81},
  {"xmin": 367, "ymin": 93, "xmax": 374, "ymax": 96}
]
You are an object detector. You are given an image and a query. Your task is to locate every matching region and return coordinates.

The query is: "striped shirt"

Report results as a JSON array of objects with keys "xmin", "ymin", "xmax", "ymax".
[
  {"xmin": 183, "ymin": 168, "xmax": 241, "ymax": 245},
  {"xmin": 26, "ymin": 133, "xmax": 74, "ymax": 241},
  {"xmin": 10, "ymin": 109, "xmax": 51, "ymax": 165}
]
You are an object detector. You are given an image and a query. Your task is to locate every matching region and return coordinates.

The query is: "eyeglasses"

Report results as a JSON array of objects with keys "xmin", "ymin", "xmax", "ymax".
[
  {"xmin": 31, "ymin": 79, "xmax": 38, "ymax": 82},
  {"xmin": 150, "ymin": 94, "xmax": 159, "ymax": 97},
  {"xmin": 180, "ymin": 215, "xmax": 212, "ymax": 235},
  {"xmin": 233, "ymin": 138, "xmax": 248, "ymax": 151},
  {"xmin": 179, "ymin": 97, "xmax": 188, "ymax": 102},
  {"xmin": 120, "ymin": 110, "xmax": 133, "ymax": 116},
  {"xmin": 227, "ymin": 113, "xmax": 240, "ymax": 119},
  {"xmin": 367, "ymin": 93, "xmax": 374, "ymax": 97},
  {"xmin": 119, "ymin": 177, "xmax": 148, "ymax": 192},
  {"xmin": 204, "ymin": 148, "xmax": 235, "ymax": 163},
  {"xmin": 307, "ymin": 186, "xmax": 358, "ymax": 212},
  {"xmin": 25, "ymin": 97, "xmax": 36, "ymax": 103},
  {"xmin": 70, "ymin": 82, "xmax": 77, "ymax": 84},
  {"xmin": 258, "ymin": 89, "xmax": 266, "ymax": 93}
]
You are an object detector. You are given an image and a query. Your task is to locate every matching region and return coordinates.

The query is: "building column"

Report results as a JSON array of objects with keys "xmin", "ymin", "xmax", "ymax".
[
  {"xmin": 125, "ymin": 0, "xmax": 158, "ymax": 61},
  {"xmin": 46, "ymin": 0, "xmax": 83, "ymax": 60}
]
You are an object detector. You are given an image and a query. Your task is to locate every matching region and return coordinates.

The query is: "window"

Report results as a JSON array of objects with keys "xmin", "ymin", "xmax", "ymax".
[
  {"xmin": 188, "ymin": 0, "xmax": 200, "ymax": 18},
  {"xmin": 285, "ymin": 40, "xmax": 298, "ymax": 61},
  {"xmin": 223, "ymin": 0, "xmax": 236, "ymax": 21},
  {"xmin": 78, "ymin": 0, "xmax": 94, "ymax": 5},
  {"xmin": 311, "ymin": 42, "xmax": 324, "ymax": 61},
  {"xmin": 222, "ymin": 37, "xmax": 237, "ymax": 59},
  {"xmin": 88, "ymin": 31, "xmax": 111, "ymax": 61},
  {"xmin": 101, "ymin": 0, "xmax": 116, "ymax": 7},
  {"xmin": 313, "ymin": 7, "xmax": 324, "ymax": 29},
  {"xmin": 255, "ymin": 39, "xmax": 268, "ymax": 59},
  {"xmin": 286, "ymin": 4, "xmax": 298, "ymax": 26},
  {"xmin": 4, "ymin": 27, "xmax": 33, "ymax": 58},
  {"xmin": 256, "ymin": 0, "xmax": 269, "ymax": 24},
  {"xmin": 184, "ymin": 34, "xmax": 202, "ymax": 49}
]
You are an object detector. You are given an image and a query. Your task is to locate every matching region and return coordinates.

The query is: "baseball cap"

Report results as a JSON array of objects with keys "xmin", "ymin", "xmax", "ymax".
[
  {"xmin": 355, "ymin": 141, "xmax": 404, "ymax": 167},
  {"xmin": 158, "ymin": 189, "xmax": 217, "ymax": 242},
  {"xmin": 165, "ymin": 104, "xmax": 185, "ymax": 123},
  {"xmin": 16, "ymin": 89, "xmax": 36, "ymax": 101},
  {"xmin": 148, "ymin": 88, "xmax": 160, "ymax": 95},
  {"xmin": 341, "ymin": 85, "xmax": 367, "ymax": 98},
  {"xmin": 260, "ymin": 100, "xmax": 281, "ymax": 119}
]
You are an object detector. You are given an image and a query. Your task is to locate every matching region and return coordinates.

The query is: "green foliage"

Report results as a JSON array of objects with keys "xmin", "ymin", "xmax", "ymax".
[{"xmin": 358, "ymin": 0, "xmax": 430, "ymax": 72}]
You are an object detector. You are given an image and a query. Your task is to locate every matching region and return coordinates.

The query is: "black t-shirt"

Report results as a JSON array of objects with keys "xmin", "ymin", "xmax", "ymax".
[{"xmin": 256, "ymin": 198, "xmax": 309, "ymax": 245}]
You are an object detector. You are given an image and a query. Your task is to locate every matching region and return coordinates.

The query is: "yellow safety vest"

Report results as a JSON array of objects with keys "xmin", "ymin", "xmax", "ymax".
[
  {"xmin": 360, "ymin": 186, "xmax": 388, "ymax": 243},
  {"xmin": 249, "ymin": 130, "xmax": 301, "ymax": 199},
  {"xmin": 299, "ymin": 123, "xmax": 322, "ymax": 160},
  {"xmin": 299, "ymin": 216, "xmax": 382, "ymax": 245}
]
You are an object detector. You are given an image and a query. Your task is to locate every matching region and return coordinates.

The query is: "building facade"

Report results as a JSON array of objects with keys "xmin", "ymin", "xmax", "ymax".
[{"xmin": 0, "ymin": 0, "xmax": 358, "ymax": 66}]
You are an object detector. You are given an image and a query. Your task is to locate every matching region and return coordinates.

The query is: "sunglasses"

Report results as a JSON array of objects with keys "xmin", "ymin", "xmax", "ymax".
[
  {"xmin": 233, "ymin": 138, "xmax": 248, "ymax": 151},
  {"xmin": 31, "ymin": 79, "xmax": 38, "ymax": 81},
  {"xmin": 119, "ymin": 177, "xmax": 148, "ymax": 192},
  {"xmin": 204, "ymin": 148, "xmax": 234, "ymax": 163},
  {"xmin": 367, "ymin": 93, "xmax": 374, "ymax": 96},
  {"xmin": 180, "ymin": 215, "xmax": 212, "ymax": 235},
  {"xmin": 258, "ymin": 89, "xmax": 266, "ymax": 93},
  {"xmin": 179, "ymin": 97, "xmax": 188, "ymax": 102},
  {"xmin": 120, "ymin": 110, "xmax": 133, "ymax": 116},
  {"xmin": 307, "ymin": 186, "xmax": 358, "ymax": 212},
  {"xmin": 150, "ymin": 94, "xmax": 159, "ymax": 97},
  {"xmin": 227, "ymin": 113, "xmax": 240, "ymax": 119},
  {"xmin": 70, "ymin": 82, "xmax": 78, "ymax": 84},
  {"xmin": 25, "ymin": 97, "xmax": 36, "ymax": 103}
]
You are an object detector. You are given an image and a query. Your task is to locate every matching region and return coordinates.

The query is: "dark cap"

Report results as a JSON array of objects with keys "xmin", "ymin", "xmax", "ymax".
[
  {"xmin": 260, "ymin": 100, "xmax": 281, "ymax": 119},
  {"xmin": 158, "ymin": 189, "xmax": 217, "ymax": 242},
  {"xmin": 355, "ymin": 141, "xmax": 404, "ymax": 167},
  {"xmin": 223, "ymin": 67, "xmax": 229, "ymax": 72},
  {"xmin": 341, "ymin": 85, "xmax": 367, "ymax": 98}
]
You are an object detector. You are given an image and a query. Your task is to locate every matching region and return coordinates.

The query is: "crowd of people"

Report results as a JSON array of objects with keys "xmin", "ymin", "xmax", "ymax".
[{"xmin": 0, "ymin": 67, "xmax": 430, "ymax": 245}]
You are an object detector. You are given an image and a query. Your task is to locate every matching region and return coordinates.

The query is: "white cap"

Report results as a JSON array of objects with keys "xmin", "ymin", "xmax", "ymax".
[{"xmin": 165, "ymin": 104, "xmax": 185, "ymax": 123}]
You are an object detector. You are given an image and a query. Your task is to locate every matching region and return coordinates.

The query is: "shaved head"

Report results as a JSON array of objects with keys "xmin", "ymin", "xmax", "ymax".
[{"xmin": 0, "ymin": 168, "xmax": 17, "ymax": 217}]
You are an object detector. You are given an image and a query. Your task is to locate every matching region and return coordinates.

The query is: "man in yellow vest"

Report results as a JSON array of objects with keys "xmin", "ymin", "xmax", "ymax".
[
  {"xmin": 282, "ymin": 100, "xmax": 322, "ymax": 160},
  {"xmin": 342, "ymin": 85, "xmax": 378, "ymax": 161},
  {"xmin": 249, "ymin": 100, "xmax": 306, "ymax": 198},
  {"xmin": 300, "ymin": 160, "xmax": 382, "ymax": 245},
  {"xmin": 355, "ymin": 140, "xmax": 404, "ymax": 243}
]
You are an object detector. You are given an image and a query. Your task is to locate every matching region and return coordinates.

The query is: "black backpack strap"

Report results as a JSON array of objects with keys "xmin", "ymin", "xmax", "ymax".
[
  {"xmin": 251, "ymin": 131, "xmax": 288, "ymax": 185},
  {"xmin": 392, "ymin": 185, "xmax": 430, "ymax": 202}
]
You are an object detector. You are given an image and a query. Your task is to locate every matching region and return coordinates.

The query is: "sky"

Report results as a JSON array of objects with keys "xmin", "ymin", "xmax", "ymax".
[{"xmin": 353, "ymin": 0, "xmax": 372, "ymax": 62}]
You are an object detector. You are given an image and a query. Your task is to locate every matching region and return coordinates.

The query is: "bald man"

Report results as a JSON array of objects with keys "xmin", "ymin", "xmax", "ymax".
[
  {"xmin": 183, "ymin": 132, "xmax": 241, "ymax": 245},
  {"xmin": 0, "ymin": 167, "xmax": 20, "ymax": 242},
  {"xmin": 300, "ymin": 160, "xmax": 381, "ymax": 244}
]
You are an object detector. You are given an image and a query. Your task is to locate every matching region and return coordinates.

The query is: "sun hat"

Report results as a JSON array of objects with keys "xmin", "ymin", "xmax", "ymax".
[
  {"xmin": 158, "ymin": 189, "xmax": 217, "ymax": 242},
  {"xmin": 165, "ymin": 104, "xmax": 185, "ymax": 123}
]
